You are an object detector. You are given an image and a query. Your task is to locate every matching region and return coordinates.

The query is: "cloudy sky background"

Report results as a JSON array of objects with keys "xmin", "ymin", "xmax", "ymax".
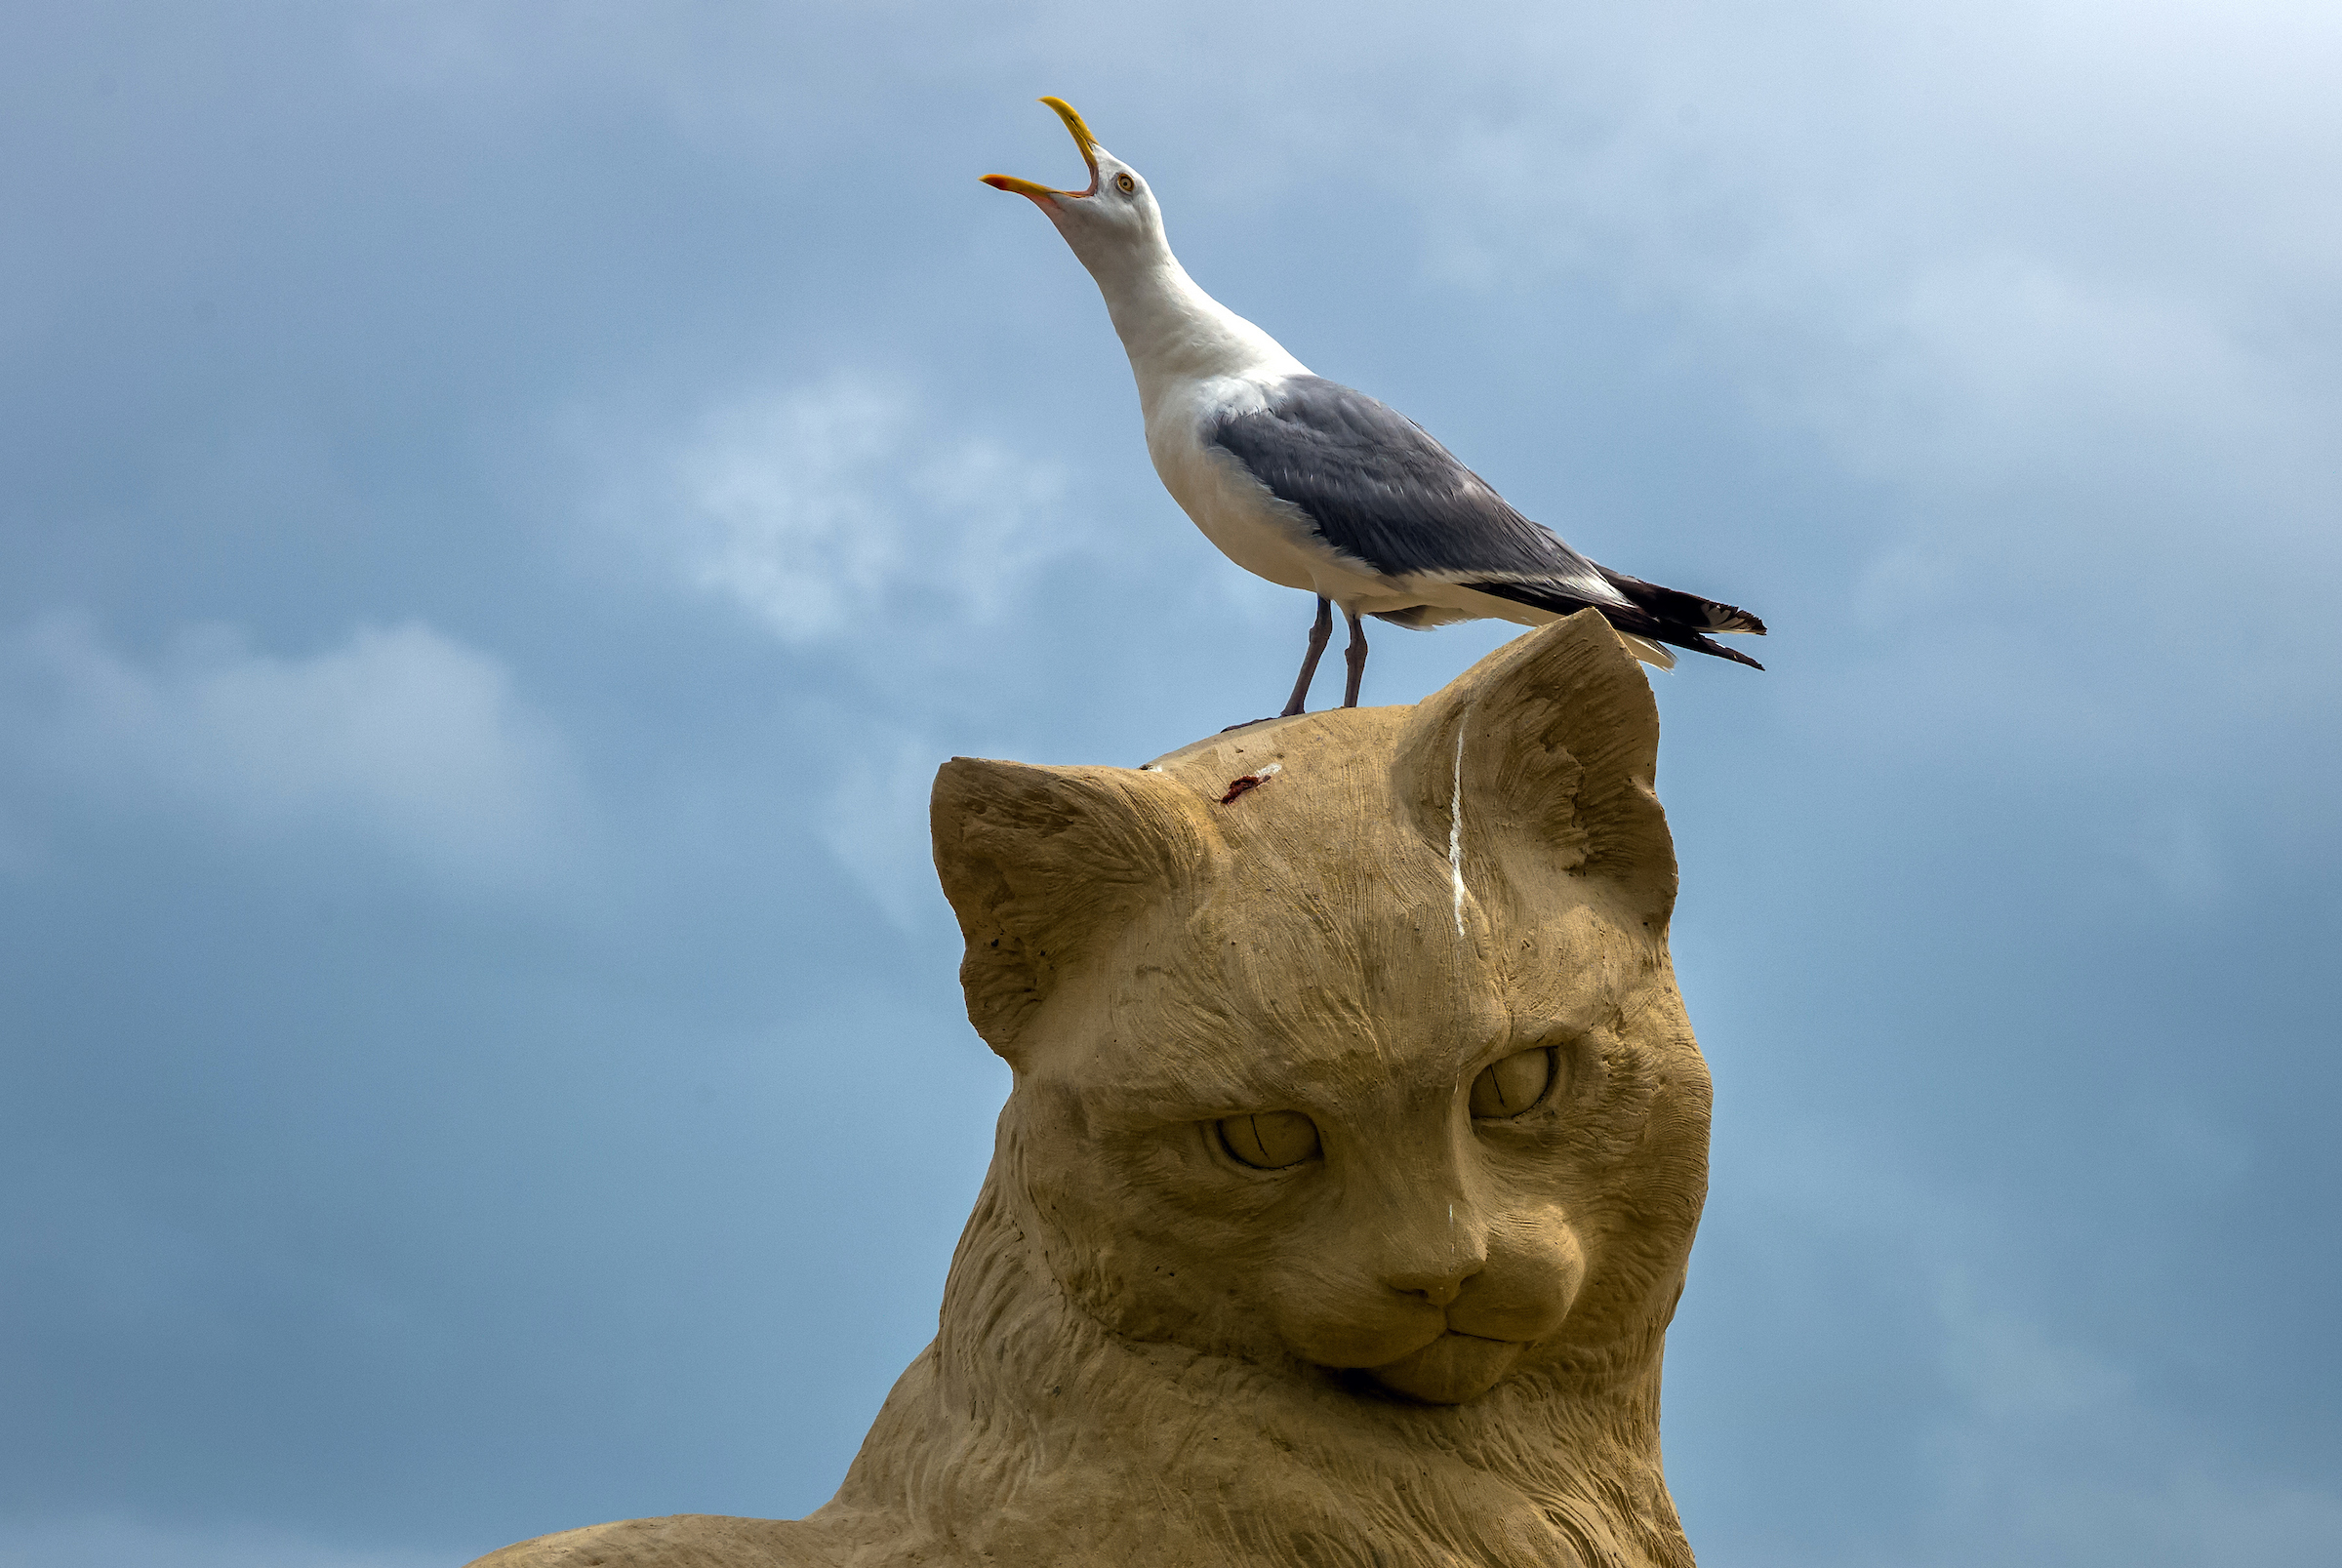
[{"xmin": 3, "ymin": 2, "xmax": 2337, "ymax": 1563}]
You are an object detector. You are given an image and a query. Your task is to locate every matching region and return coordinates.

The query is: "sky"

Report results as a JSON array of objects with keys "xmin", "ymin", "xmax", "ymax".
[{"xmin": 2, "ymin": 2, "xmax": 2337, "ymax": 1564}]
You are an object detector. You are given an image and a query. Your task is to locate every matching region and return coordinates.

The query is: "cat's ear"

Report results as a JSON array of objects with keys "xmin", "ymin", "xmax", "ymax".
[
  {"xmin": 1391, "ymin": 609, "xmax": 1676, "ymax": 925},
  {"xmin": 932, "ymin": 759, "xmax": 1220, "ymax": 1065}
]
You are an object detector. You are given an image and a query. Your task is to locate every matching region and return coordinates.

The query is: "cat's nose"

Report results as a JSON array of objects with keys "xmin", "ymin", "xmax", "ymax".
[
  {"xmin": 1369, "ymin": 1184, "xmax": 1491, "ymax": 1308},
  {"xmin": 1384, "ymin": 1256, "xmax": 1484, "ymax": 1307}
]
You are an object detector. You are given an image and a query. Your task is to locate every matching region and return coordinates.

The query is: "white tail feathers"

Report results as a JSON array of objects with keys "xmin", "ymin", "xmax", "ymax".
[{"xmin": 1619, "ymin": 632, "xmax": 1677, "ymax": 669}]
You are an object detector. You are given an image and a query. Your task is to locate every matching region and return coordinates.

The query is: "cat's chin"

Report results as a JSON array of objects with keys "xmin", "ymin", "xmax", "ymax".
[{"xmin": 1362, "ymin": 1332, "xmax": 1525, "ymax": 1405}]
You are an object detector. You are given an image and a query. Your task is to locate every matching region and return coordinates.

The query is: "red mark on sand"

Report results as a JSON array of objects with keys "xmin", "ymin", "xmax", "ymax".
[{"xmin": 1218, "ymin": 763, "xmax": 1282, "ymax": 805}]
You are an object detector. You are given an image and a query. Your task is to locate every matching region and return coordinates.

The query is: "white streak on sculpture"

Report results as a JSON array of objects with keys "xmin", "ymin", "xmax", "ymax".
[{"xmin": 1449, "ymin": 725, "xmax": 1469, "ymax": 940}]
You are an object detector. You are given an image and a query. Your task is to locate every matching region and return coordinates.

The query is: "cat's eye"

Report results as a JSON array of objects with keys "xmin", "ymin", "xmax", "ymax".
[
  {"xmin": 1216, "ymin": 1110, "xmax": 1320, "ymax": 1169},
  {"xmin": 1469, "ymin": 1048, "xmax": 1554, "ymax": 1119}
]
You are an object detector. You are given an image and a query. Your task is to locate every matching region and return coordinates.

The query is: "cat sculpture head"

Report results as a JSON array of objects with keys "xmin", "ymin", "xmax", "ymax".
[
  {"xmin": 902, "ymin": 609, "xmax": 1712, "ymax": 1565},
  {"xmin": 464, "ymin": 611, "xmax": 1715, "ymax": 1568}
]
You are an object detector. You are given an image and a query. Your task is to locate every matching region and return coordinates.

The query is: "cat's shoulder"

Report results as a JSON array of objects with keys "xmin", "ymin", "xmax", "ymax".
[{"xmin": 464, "ymin": 1512, "xmax": 837, "ymax": 1568}]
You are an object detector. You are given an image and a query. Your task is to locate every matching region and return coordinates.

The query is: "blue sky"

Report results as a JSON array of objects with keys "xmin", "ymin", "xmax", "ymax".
[{"xmin": 3, "ymin": 4, "xmax": 2337, "ymax": 1564}]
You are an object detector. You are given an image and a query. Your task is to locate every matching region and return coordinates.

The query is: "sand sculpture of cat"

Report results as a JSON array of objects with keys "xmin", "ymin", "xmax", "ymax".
[{"xmin": 475, "ymin": 609, "xmax": 1713, "ymax": 1567}]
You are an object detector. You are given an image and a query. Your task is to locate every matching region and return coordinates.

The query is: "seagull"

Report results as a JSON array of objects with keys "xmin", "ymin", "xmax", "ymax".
[{"xmin": 982, "ymin": 98, "xmax": 1765, "ymax": 717}]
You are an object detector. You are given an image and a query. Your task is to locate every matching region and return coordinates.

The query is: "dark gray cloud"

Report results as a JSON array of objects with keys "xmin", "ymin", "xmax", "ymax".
[{"xmin": 3, "ymin": 2, "xmax": 2336, "ymax": 1564}]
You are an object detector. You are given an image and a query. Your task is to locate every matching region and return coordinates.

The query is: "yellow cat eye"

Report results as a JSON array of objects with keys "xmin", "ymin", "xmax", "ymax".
[
  {"xmin": 1216, "ymin": 1110, "xmax": 1321, "ymax": 1169},
  {"xmin": 1469, "ymin": 1048, "xmax": 1554, "ymax": 1119}
]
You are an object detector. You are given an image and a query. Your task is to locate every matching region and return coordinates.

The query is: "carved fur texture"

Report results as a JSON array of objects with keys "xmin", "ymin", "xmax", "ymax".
[{"xmin": 473, "ymin": 611, "xmax": 1712, "ymax": 1568}]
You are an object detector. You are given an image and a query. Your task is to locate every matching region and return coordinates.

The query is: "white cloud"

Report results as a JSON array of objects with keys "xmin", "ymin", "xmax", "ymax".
[
  {"xmin": 0, "ymin": 1514, "xmax": 446, "ymax": 1568},
  {"xmin": 1380, "ymin": 1, "xmax": 2342, "ymax": 536},
  {"xmin": 642, "ymin": 374, "xmax": 1071, "ymax": 644},
  {"xmin": 576, "ymin": 373, "xmax": 1098, "ymax": 928},
  {"xmin": 1, "ymin": 614, "xmax": 581, "ymax": 884},
  {"xmin": 805, "ymin": 718, "xmax": 950, "ymax": 933}
]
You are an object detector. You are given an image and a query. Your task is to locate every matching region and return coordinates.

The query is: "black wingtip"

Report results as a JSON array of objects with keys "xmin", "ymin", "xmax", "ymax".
[
  {"xmin": 1596, "ymin": 566, "xmax": 1766, "ymax": 637},
  {"xmin": 1462, "ymin": 579, "xmax": 1769, "ymax": 670},
  {"xmin": 1676, "ymin": 625, "xmax": 1765, "ymax": 669}
]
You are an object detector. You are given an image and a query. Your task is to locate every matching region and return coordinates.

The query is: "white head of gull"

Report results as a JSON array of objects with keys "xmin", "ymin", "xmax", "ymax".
[{"xmin": 983, "ymin": 97, "xmax": 1766, "ymax": 720}]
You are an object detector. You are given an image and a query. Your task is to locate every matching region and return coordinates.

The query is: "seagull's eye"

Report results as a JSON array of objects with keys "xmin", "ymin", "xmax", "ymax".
[
  {"xmin": 1469, "ymin": 1049, "xmax": 1555, "ymax": 1120},
  {"xmin": 1115, "ymin": 172, "xmax": 1137, "ymax": 194},
  {"xmin": 1215, "ymin": 1110, "xmax": 1319, "ymax": 1169}
]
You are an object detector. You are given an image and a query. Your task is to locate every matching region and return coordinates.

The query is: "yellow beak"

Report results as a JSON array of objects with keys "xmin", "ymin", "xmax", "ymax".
[{"xmin": 980, "ymin": 96, "xmax": 1103, "ymax": 204}]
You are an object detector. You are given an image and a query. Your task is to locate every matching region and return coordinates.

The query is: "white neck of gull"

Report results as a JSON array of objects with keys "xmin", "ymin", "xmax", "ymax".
[{"xmin": 1073, "ymin": 240, "xmax": 1309, "ymax": 422}]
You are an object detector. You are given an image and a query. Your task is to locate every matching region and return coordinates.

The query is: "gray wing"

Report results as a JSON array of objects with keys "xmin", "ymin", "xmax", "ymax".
[{"xmin": 1205, "ymin": 375, "xmax": 1617, "ymax": 602}]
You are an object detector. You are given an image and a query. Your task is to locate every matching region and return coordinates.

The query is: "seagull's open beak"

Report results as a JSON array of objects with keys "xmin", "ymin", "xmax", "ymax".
[{"xmin": 980, "ymin": 96, "xmax": 1102, "ymax": 207}]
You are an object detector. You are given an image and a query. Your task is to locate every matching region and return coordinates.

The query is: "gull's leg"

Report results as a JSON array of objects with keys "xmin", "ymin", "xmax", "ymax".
[
  {"xmin": 1279, "ymin": 595, "xmax": 1334, "ymax": 717},
  {"xmin": 1341, "ymin": 606, "xmax": 1368, "ymax": 708}
]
